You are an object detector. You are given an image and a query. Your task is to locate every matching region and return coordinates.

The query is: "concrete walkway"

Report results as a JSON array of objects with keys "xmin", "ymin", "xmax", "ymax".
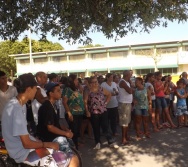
[{"xmin": 79, "ymin": 126, "xmax": 188, "ymax": 167}]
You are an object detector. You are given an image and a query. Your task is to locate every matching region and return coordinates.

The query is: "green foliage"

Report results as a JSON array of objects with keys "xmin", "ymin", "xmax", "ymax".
[
  {"xmin": 78, "ymin": 44, "xmax": 103, "ymax": 48},
  {"xmin": 0, "ymin": 39, "xmax": 63, "ymax": 76},
  {"xmin": 0, "ymin": 1, "xmax": 188, "ymax": 44}
]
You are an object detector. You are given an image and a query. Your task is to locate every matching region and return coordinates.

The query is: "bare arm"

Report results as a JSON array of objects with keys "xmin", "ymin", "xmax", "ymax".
[
  {"xmin": 62, "ymin": 96, "xmax": 73, "ymax": 121},
  {"xmin": 103, "ymin": 88, "xmax": 111, "ymax": 104},
  {"xmin": 20, "ymin": 134, "xmax": 59, "ymax": 150},
  {"xmin": 35, "ymin": 88, "xmax": 48, "ymax": 104},
  {"xmin": 147, "ymin": 89, "xmax": 152, "ymax": 105},
  {"xmin": 119, "ymin": 80, "xmax": 132, "ymax": 94},
  {"xmin": 176, "ymin": 89, "xmax": 187, "ymax": 98},
  {"xmin": 47, "ymin": 125, "xmax": 73, "ymax": 138},
  {"xmin": 83, "ymin": 89, "xmax": 90, "ymax": 117}
]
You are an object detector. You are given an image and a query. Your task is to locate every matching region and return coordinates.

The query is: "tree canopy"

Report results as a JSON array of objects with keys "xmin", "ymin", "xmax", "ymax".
[
  {"xmin": 0, "ymin": 1, "xmax": 187, "ymax": 44},
  {"xmin": 0, "ymin": 39, "xmax": 63, "ymax": 76},
  {"xmin": 78, "ymin": 44, "xmax": 103, "ymax": 48}
]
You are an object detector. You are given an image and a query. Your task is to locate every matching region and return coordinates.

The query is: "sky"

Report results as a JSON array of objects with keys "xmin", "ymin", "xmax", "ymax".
[{"xmin": 19, "ymin": 20, "xmax": 188, "ymax": 50}]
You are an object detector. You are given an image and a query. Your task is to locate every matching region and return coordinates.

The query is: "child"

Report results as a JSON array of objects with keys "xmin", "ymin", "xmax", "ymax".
[
  {"xmin": 134, "ymin": 77, "xmax": 151, "ymax": 140},
  {"xmin": 175, "ymin": 79, "xmax": 188, "ymax": 127}
]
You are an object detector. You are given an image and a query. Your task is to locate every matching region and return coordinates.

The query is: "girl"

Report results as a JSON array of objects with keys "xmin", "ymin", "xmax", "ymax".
[
  {"xmin": 145, "ymin": 73, "xmax": 158, "ymax": 132},
  {"xmin": 154, "ymin": 71, "xmax": 176, "ymax": 129},
  {"xmin": 175, "ymin": 79, "xmax": 188, "ymax": 127},
  {"xmin": 134, "ymin": 77, "xmax": 151, "ymax": 140}
]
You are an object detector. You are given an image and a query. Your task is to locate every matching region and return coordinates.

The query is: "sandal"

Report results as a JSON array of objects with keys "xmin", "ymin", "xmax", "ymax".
[{"xmin": 121, "ymin": 141, "xmax": 130, "ymax": 146}]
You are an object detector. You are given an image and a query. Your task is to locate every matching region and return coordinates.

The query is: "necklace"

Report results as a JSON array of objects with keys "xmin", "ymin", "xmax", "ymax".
[{"xmin": 49, "ymin": 100, "xmax": 57, "ymax": 114}]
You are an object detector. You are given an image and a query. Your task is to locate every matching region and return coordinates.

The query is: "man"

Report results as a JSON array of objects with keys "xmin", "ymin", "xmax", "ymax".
[
  {"xmin": 31, "ymin": 71, "xmax": 48, "ymax": 126},
  {"xmin": 0, "ymin": 71, "xmax": 17, "ymax": 120},
  {"xmin": 118, "ymin": 70, "xmax": 133, "ymax": 145},
  {"xmin": 37, "ymin": 82, "xmax": 73, "ymax": 142}
]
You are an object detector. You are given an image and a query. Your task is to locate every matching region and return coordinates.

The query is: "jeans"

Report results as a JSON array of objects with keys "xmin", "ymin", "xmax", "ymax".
[
  {"xmin": 107, "ymin": 107, "xmax": 118, "ymax": 135},
  {"xmin": 68, "ymin": 115, "xmax": 83, "ymax": 150},
  {"xmin": 90, "ymin": 111, "xmax": 114, "ymax": 144}
]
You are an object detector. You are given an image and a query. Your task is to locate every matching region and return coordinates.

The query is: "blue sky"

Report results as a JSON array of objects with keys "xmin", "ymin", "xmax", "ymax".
[{"xmin": 19, "ymin": 20, "xmax": 188, "ymax": 50}]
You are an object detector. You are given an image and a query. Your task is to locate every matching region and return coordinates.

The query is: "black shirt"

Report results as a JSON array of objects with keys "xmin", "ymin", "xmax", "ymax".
[{"xmin": 37, "ymin": 100, "xmax": 60, "ymax": 142}]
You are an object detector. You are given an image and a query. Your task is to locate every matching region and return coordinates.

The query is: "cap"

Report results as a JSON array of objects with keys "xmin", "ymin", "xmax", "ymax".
[{"xmin": 45, "ymin": 82, "xmax": 59, "ymax": 93}]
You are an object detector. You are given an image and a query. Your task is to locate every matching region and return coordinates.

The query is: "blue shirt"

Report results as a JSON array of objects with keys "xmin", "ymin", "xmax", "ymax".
[
  {"xmin": 2, "ymin": 97, "xmax": 31, "ymax": 163},
  {"xmin": 176, "ymin": 88, "xmax": 186, "ymax": 107}
]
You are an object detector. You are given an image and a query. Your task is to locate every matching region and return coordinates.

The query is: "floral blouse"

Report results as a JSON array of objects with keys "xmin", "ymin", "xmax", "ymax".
[
  {"xmin": 62, "ymin": 87, "xmax": 84, "ymax": 115},
  {"xmin": 88, "ymin": 87, "xmax": 107, "ymax": 114}
]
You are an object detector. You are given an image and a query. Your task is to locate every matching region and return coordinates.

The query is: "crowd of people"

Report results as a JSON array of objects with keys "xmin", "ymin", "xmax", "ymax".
[{"xmin": 0, "ymin": 69, "xmax": 188, "ymax": 166}]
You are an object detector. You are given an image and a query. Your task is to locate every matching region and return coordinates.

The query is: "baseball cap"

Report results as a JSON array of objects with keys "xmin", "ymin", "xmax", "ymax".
[{"xmin": 45, "ymin": 82, "xmax": 59, "ymax": 93}]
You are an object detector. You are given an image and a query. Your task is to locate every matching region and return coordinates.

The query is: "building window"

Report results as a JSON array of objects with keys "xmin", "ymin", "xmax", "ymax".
[
  {"xmin": 69, "ymin": 55, "xmax": 85, "ymax": 62},
  {"xmin": 158, "ymin": 68, "xmax": 178, "ymax": 75},
  {"xmin": 135, "ymin": 49, "xmax": 152, "ymax": 56},
  {"xmin": 92, "ymin": 53, "xmax": 107, "ymax": 60},
  {"xmin": 52, "ymin": 56, "xmax": 67, "ymax": 62},
  {"xmin": 34, "ymin": 58, "xmax": 48, "ymax": 64},
  {"xmin": 136, "ymin": 69, "xmax": 154, "ymax": 76},
  {"xmin": 185, "ymin": 46, "xmax": 188, "ymax": 51},
  {"xmin": 157, "ymin": 47, "xmax": 178, "ymax": 54},
  {"xmin": 19, "ymin": 59, "xmax": 30, "ymax": 65},
  {"xmin": 109, "ymin": 51, "xmax": 128, "ymax": 59}
]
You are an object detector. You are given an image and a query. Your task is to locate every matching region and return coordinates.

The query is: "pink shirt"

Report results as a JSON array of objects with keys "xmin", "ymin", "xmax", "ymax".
[{"xmin": 154, "ymin": 81, "xmax": 165, "ymax": 97}]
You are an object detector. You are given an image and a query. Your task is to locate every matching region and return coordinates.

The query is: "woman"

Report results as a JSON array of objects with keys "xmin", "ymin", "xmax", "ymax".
[
  {"xmin": 154, "ymin": 71, "xmax": 176, "ymax": 128},
  {"xmin": 62, "ymin": 74, "xmax": 84, "ymax": 150},
  {"xmin": 145, "ymin": 73, "xmax": 158, "ymax": 132},
  {"xmin": 80, "ymin": 77, "xmax": 93, "ymax": 142},
  {"xmin": 84, "ymin": 76, "xmax": 114, "ymax": 149},
  {"xmin": 134, "ymin": 77, "xmax": 151, "ymax": 140},
  {"xmin": 101, "ymin": 73, "xmax": 119, "ymax": 136},
  {"xmin": 2, "ymin": 73, "xmax": 78, "ymax": 166}
]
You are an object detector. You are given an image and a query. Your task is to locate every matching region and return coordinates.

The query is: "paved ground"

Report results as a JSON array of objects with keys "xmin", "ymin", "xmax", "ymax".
[{"xmin": 79, "ymin": 124, "xmax": 188, "ymax": 167}]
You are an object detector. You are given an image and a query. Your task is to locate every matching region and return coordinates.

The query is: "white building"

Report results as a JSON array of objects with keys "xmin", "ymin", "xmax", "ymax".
[{"xmin": 9, "ymin": 40, "xmax": 188, "ymax": 77}]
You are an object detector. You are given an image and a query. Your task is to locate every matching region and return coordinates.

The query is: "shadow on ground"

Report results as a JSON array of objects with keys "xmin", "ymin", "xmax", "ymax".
[{"xmin": 79, "ymin": 126, "xmax": 188, "ymax": 167}]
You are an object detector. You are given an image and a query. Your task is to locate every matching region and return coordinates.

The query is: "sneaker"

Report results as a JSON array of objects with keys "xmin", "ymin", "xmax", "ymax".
[
  {"xmin": 109, "ymin": 143, "xmax": 119, "ymax": 149},
  {"xmin": 94, "ymin": 143, "xmax": 100, "ymax": 149}
]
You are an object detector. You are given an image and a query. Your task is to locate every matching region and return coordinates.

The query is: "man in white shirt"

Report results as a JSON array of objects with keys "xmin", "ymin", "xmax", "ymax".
[
  {"xmin": 0, "ymin": 71, "xmax": 17, "ymax": 120},
  {"xmin": 118, "ymin": 70, "xmax": 133, "ymax": 145},
  {"xmin": 31, "ymin": 72, "xmax": 48, "ymax": 125}
]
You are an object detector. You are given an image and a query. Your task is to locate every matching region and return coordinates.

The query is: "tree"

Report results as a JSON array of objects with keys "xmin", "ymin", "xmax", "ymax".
[
  {"xmin": 0, "ymin": 1, "xmax": 187, "ymax": 44},
  {"xmin": 78, "ymin": 44, "xmax": 103, "ymax": 48},
  {"xmin": 0, "ymin": 39, "xmax": 63, "ymax": 76},
  {"xmin": 135, "ymin": 47, "xmax": 162, "ymax": 72}
]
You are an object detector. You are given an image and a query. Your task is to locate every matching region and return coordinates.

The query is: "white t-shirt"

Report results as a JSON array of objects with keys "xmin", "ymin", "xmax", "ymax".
[
  {"xmin": 31, "ymin": 86, "xmax": 47, "ymax": 125},
  {"xmin": 2, "ymin": 97, "xmax": 33, "ymax": 163},
  {"xmin": 56, "ymin": 98, "xmax": 66, "ymax": 118},
  {"xmin": 101, "ymin": 82, "xmax": 118, "ymax": 108},
  {"xmin": 118, "ymin": 79, "xmax": 133, "ymax": 103},
  {"xmin": 0, "ymin": 86, "xmax": 17, "ymax": 120}
]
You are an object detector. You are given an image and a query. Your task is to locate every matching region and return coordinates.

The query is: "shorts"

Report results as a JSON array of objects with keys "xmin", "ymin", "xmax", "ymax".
[
  {"xmin": 118, "ymin": 103, "xmax": 132, "ymax": 127},
  {"xmin": 156, "ymin": 97, "xmax": 168, "ymax": 109},
  {"xmin": 135, "ymin": 109, "xmax": 149, "ymax": 116},
  {"xmin": 165, "ymin": 98, "xmax": 170, "ymax": 106},
  {"xmin": 152, "ymin": 100, "xmax": 156, "ymax": 109},
  {"xmin": 176, "ymin": 106, "xmax": 188, "ymax": 116}
]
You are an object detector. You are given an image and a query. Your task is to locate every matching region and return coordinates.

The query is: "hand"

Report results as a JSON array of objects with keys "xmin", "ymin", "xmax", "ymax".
[
  {"xmin": 66, "ymin": 130, "xmax": 73, "ymax": 138},
  {"xmin": 67, "ymin": 111, "xmax": 73, "ymax": 122},
  {"xmin": 50, "ymin": 142, "xmax": 59, "ymax": 151},
  {"xmin": 86, "ymin": 111, "xmax": 91, "ymax": 117}
]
